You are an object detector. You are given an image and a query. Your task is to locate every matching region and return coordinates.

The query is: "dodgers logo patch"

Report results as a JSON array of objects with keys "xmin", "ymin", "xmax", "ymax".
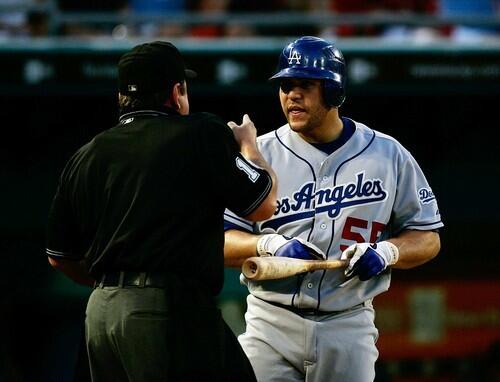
[{"xmin": 418, "ymin": 188, "xmax": 435, "ymax": 204}]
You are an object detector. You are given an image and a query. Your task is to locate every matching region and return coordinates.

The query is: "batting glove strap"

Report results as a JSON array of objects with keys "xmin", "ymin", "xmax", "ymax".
[
  {"xmin": 256, "ymin": 234, "xmax": 326, "ymax": 260},
  {"xmin": 376, "ymin": 241, "xmax": 399, "ymax": 267},
  {"xmin": 256, "ymin": 234, "xmax": 279, "ymax": 257}
]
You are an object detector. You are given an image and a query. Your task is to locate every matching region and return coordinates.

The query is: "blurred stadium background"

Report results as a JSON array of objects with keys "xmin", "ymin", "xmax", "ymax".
[{"xmin": 1, "ymin": 0, "xmax": 499, "ymax": 381}]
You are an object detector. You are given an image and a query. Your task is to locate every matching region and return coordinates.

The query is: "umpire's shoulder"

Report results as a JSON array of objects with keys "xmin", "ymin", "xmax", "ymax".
[
  {"xmin": 189, "ymin": 112, "xmax": 231, "ymax": 135},
  {"xmin": 190, "ymin": 111, "xmax": 226, "ymax": 126}
]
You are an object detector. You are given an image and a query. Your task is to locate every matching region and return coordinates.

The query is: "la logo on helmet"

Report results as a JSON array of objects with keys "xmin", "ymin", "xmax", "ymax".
[{"xmin": 288, "ymin": 50, "xmax": 301, "ymax": 65}]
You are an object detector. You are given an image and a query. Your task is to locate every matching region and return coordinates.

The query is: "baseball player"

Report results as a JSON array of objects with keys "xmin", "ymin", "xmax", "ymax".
[{"xmin": 224, "ymin": 36, "xmax": 443, "ymax": 381}]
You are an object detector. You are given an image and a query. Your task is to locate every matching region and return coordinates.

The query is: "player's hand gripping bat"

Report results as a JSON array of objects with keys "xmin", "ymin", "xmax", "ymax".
[{"xmin": 242, "ymin": 257, "xmax": 348, "ymax": 281}]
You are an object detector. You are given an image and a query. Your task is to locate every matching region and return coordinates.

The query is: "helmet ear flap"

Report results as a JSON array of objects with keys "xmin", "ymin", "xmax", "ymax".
[{"xmin": 322, "ymin": 81, "xmax": 346, "ymax": 108}]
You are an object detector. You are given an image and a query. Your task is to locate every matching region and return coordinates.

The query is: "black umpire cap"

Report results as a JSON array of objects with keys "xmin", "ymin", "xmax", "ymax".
[{"xmin": 118, "ymin": 41, "xmax": 197, "ymax": 95}]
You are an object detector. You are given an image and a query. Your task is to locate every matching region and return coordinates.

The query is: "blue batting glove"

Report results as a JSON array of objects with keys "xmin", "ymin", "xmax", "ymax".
[
  {"xmin": 340, "ymin": 242, "xmax": 399, "ymax": 281},
  {"xmin": 256, "ymin": 234, "xmax": 325, "ymax": 260}
]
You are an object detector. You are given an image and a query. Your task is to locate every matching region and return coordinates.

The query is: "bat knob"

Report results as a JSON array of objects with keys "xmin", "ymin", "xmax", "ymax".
[{"xmin": 242, "ymin": 258, "xmax": 259, "ymax": 279}]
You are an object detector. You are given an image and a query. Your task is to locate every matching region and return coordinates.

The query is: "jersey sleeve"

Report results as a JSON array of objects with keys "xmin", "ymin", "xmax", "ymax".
[
  {"xmin": 391, "ymin": 148, "xmax": 444, "ymax": 234},
  {"xmin": 46, "ymin": 157, "xmax": 83, "ymax": 261},
  {"xmin": 198, "ymin": 114, "xmax": 273, "ymax": 218}
]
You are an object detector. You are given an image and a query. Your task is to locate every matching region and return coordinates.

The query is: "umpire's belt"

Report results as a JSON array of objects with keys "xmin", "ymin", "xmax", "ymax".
[{"xmin": 95, "ymin": 271, "xmax": 167, "ymax": 289}]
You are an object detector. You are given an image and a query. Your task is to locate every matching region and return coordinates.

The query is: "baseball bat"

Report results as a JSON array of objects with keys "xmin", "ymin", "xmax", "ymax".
[{"xmin": 242, "ymin": 257, "xmax": 348, "ymax": 281}]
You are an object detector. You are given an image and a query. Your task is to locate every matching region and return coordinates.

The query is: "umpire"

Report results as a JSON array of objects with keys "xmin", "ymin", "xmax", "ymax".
[{"xmin": 46, "ymin": 41, "xmax": 277, "ymax": 381}]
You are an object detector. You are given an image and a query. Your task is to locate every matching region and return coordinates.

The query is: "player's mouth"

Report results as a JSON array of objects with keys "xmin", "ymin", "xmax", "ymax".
[{"xmin": 288, "ymin": 105, "xmax": 306, "ymax": 118}]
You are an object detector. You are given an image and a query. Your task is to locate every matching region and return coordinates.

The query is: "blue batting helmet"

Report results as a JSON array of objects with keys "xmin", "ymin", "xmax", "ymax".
[{"xmin": 269, "ymin": 36, "xmax": 346, "ymax": 108}]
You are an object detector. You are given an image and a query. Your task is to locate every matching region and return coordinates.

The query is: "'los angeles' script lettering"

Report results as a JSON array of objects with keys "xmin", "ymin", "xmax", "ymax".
[{"xmin": 275, "ymin": 172, "xmax": 387, "ymax": 218}]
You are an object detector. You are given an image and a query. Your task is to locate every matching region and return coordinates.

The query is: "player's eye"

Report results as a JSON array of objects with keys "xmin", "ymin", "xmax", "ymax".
[
  {"xmin": 280, "ymin": 80, "xmax": 314, "ymax": 93},
  {"xmin": 299, "ymin": 80, "xmax": 314, "ymax": 89},
  {"xmin": 280, "ymin": 80, "xmax": 294, "ymax": 93}
]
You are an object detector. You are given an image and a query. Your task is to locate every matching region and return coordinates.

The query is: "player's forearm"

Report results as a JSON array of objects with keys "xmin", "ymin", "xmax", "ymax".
[
  {"xmin": 387, "ymin": 230, "xmax": 440, "ymax": 269},
  {"xmin": 224, "ymin": 229, "xmax": 261, "ymax": 268},
  {"xmin": 48, "ymin": 257, "xmax": 95, "ymax": 287}
]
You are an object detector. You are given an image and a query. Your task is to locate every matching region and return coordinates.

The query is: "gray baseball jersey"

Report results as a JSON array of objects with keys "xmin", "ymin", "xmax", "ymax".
[{"xmin": 224, "ymin": 118, "xmax": 443, "ymax": 311}]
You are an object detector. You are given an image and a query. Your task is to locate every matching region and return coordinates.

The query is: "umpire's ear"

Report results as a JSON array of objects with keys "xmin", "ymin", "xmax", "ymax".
[{"xmin": 169, "ymin": 81, "xmax": 189, "ymax": 115}]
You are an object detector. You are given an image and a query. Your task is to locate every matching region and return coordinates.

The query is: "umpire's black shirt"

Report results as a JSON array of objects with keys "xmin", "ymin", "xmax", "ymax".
[{"xmin": 46, "ymin": 108, "xmax": 272, "ymax": 295}]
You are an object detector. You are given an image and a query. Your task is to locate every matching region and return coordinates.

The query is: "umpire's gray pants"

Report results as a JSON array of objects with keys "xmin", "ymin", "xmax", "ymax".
[{"xmin": 85, "ymin": 286, "xmax": 169, "ymax": 382}]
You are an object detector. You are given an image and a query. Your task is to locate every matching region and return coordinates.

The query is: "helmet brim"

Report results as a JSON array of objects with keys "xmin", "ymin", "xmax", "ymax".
[{"xmin": 269, "ymin": 68, "xmax": 343, "ymax": 86}]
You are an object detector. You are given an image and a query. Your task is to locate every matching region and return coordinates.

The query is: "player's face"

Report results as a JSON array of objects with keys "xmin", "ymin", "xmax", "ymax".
[{"xmin": 279, "ymin": 78, "xmax": 329, "ymax": 137}]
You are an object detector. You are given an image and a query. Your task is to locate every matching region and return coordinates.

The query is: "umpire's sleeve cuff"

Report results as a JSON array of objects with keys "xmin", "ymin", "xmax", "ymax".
[
  {"xmin": 46, "ymin": 248, "xmax": 83, "ymax": 261},
  {"xmin": 238, "ymin": 172, "xmax": 273, "ymax": 217},
  {"xmin": 224, "ymin": 222, "xmax": 253, "ymax": 233},
  {"xmin": 224, "ymin": 212, "xmax": 254, "ymax": 233}
]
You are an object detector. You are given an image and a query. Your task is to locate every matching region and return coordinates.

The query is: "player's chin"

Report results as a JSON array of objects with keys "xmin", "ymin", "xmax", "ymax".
[
  {"xmin": 288, "ymin": 120, "xmax": 308, "ymax": 132},
  {"xmin": 288, "ymin": 115, "xmax": 308, "ymax": 130}
]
